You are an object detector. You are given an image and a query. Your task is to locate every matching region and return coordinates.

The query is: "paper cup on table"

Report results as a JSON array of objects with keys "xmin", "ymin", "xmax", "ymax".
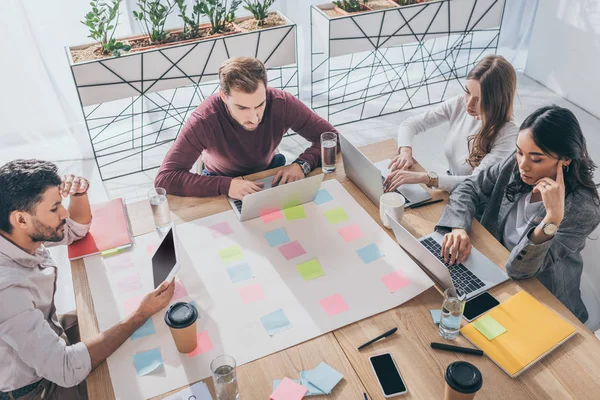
[
  {"xmin": 164, "ymin": 302, "xmax": 198, "ymax": 353},
  {"xmin": 444, "ymin": 361, "xmax": 483, "ymax": 400},
  {"xmin": 379, "ymin": 192, "xmax": 405, "ymax": 228}
]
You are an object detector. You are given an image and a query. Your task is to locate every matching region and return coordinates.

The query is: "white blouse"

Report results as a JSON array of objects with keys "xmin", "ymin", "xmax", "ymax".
[
  {"xmin": 502, "ymin": 192, "xmax": 545, "ymax": 250},
  {"xmin": 397, "ymin": 95, "xmax": 518, "ymax": 192}
]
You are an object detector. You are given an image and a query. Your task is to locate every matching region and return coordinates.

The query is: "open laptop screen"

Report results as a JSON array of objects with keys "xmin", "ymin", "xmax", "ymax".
[{"xmin": 152, "ymin": 228, "xmax": 177, "ymax": 288}]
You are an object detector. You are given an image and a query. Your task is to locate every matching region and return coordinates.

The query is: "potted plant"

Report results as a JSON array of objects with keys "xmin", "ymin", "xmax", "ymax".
[
  {"xmin": 364, "ymin": 0, "xmax": 400, "ymax": 10},
  {"xmin": 235, "ymin": 0, "xmax": 288, "ymax": 31}
]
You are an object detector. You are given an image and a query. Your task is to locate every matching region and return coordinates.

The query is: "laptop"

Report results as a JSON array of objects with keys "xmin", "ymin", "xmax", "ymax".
[
  {"xmin": 388, "ymin": 214, "xmax": 508, "ymax": 299},
  {"xmin": 150, "ymin": 226, "xmax": 181, "ymax": 288},
  {"xmin": 339, "ymin": 134, "xmax": 431, "ymax": 207},
  {"xmin": 227, "ymin": 173, "xmax": 324, "ymax": 221}
]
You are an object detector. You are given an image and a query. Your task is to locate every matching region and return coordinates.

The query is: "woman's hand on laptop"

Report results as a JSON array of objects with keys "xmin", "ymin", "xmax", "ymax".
[
  {"xmin": 441, "ymin": 228, "xmax": 472, "ymax": 265},
  {"xmin": 388, "ymin": 147, "xmax": 415, "ymax": 172},
  {"xmin": 228, "ymin": 178, "xmax": 264, "ymax": 200},
  {"xmin": 384, "ymin": 170, "xmax": 428, "ymax": 192}
]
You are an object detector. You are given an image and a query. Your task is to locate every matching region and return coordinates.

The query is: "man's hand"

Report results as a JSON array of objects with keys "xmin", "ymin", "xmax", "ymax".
[
  {"xmin": 273, "ymin": 163, "xmax": 304, "ymax": 186},
  {"xmin": 60, "ymin": 174, "xmax": 89, "ymax": 197},
  {"xmin": 134, "ymin": 280, "xmax": 175, "ymax": 320},
  {"xmin": 228, "ymin": 178, "xmax": 264, "ymax": 200}
]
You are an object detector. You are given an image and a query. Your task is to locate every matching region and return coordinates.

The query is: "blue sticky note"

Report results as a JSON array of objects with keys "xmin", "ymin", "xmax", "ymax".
[
  {"xmin": 130, "ymin": 318, "xmax": 156, "ymax": 340},
  {"xmin": 304, "ymin": 362, "xmax": 343, "ymax": 394},
  {"xmin": 314, "ymin": 189, "xmax": 334, "ymax": 205},
  {"xmin": 133, "ymin": 348, "xmax": 163, "ymax": 376},
  {"xmin": 264, "ymin": 228, "xmax": 290, "ymax": 247},
  {"xmin": 430, "ymin": 310, "xmax": 441, "ymax": 325},
  {"xmin": 227, "ymin": 263, "xmax": 254, "ymax": 283},
  {"xmin": 300, "ymin": 371, "xmax": 326, "ymax": 396},
  {"xmin": 260, "ymin": 309, "xmax": 292, "ymax": 336},
  {"xmin": 356, "ymin": 243, "xmax": 384, "ymax": 264},
  {"xmin": 272, "ymin": 378, "xmax": 302, "ymax": 392}
]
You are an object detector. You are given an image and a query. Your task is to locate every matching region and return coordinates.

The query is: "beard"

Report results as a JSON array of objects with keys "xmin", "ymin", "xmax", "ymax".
[{"xmin": 30, "ymin": 218, "xmax": 66, "ymax": 243}]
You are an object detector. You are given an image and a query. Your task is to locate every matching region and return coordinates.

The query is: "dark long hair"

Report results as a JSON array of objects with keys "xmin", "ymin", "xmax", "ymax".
[
  {"xmin": 466, "ymin": 55, "xmax": 517, "ymax": 167},
  {"xmin": 506, "ymin": 105, "xmax": 599, "ymax": 203}
]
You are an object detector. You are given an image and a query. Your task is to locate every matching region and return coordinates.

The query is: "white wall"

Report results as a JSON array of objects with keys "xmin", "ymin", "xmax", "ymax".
[{"xmin": 525, "ymin": 0, "xmax": 600, "ymax": 118}]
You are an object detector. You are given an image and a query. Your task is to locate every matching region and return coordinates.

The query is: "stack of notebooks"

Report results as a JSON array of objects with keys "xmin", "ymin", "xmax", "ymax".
[
  {"xmin": 460, "ymin": 290, "xmax": 577, "ymax": 377},
  {"xmin": 68, "ymin": 198, "xmax": 133, "ymax": 260}
]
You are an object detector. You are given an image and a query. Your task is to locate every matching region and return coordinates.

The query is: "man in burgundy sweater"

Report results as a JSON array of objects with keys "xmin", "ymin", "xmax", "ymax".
[{"xmin": 155, "ymin": 57, "xmax": 339, "ymax": 199}]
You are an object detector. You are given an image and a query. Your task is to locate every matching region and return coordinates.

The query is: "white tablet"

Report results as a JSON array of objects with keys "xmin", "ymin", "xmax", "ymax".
[{"xmin": 151, "ymin": 226, "xmax": 180, "ymax": 288}]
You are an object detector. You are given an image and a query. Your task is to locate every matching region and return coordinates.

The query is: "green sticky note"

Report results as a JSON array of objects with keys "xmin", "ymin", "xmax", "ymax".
[
  {"xmin": 219, "ymin": 245, "xmax": 243, "ymax": 264},
  {"xmin": 323, "ymin": 207, "xmax": 349, "ymax": 224},
  {"xmin": 473, "ymin": 315, "xmax": 507, "ymax": 340},
  {"xmin": 284, "ymin": 205, "xmax": 306, "ymax": 220},
  {"xmin": 297, "ymin": 259, "xmax": 325, "ymax": 281}
]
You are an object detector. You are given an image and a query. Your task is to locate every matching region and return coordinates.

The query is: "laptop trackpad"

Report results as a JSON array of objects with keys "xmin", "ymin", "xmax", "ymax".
[{"xmin": 256, "ymin": 176, "xmax": 275, "ymax": 190}]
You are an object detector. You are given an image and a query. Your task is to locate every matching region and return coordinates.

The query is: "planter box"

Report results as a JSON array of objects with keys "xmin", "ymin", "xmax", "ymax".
[
  {"xmin": 67, "ymin": 10, "xmax": 297, "ymax": 107},
  {"xmin": 312, "ymin": 0, "xmax": 506, "ymax": 58}
]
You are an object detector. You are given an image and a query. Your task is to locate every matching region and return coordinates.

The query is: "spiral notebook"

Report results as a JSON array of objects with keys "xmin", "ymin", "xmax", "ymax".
[
  {"xmin": 68, "ymin": 198, "xmax": 133, "ymax": 260},
  {"xmin": 460, "ymin": 290, "xmax": 577, "ymax": 377}
]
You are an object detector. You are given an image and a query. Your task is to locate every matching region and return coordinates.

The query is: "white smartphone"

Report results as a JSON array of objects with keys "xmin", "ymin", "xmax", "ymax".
[{"xmin": 369, "ymin": 353, "xmax": 408, "ymax": 398}]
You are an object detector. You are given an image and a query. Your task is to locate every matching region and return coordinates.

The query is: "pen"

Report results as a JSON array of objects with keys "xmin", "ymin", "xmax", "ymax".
[
  {"xmin": 364, "ymin": 393, "xmax": 368, "ymax": 400},
  {"xmin": 358, "ymin": 327, "xmax": 398, "ymax": 350},
  {"xmin": 430, "ymin": 342, "xmax": 483, "ymax": 356},
  {"xmin": 407, "ymin": 198, "xmax": 444, "ymax": 209}
]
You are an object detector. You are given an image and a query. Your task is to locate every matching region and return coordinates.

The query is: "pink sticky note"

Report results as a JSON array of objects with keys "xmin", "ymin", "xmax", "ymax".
[
  {"xmin": 105, "ymin": 253, "xmax": 134, "ymax": 272},
  {"xmin": 146, "ymin": 244, "xmax": 158, "ymax": 256},
  {"xmin": 171, "ymin": 281, "xmax": 188, "ymax": 302},
  {"xmin": 338, "ymin": 224, "xmax": 364, "ymax": 242},
  {"xmin": 278, "ymin": 240, "xmax": 306, "ymax": 261},
  {"xmin": 239, "ymin": 283, "xmax": 265, "ymax": 304},
  {"xmin": 319, "ymin": 293, "xmax": 349, "ymax": 317},
  {"xmin": 382, "ymin": 271, "xmax": 411, "ymax": 293},
  {"xmin": 260, "ymin": 208, "xmax": 283, "ymax": 223},
  {"xmin": 188, "ymin": 331, "xmax": 214, "ymax": 357},
  {"xmin": 270, "ymin": 377, "xmax": 308, "ymax": 400},
  {"xmin": 123, "ymin": 295, "xmax": 144, "ymax": 315},
  {"xmin": 117, "ymin": 274, "xmax": 143, "ymax": 294},
  {"xmin": 210, "ymin": 222, "xmax": 233, "ymax": 238}
]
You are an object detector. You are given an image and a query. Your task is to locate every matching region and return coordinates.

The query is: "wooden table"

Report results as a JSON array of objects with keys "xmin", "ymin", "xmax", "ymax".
[{"xmin": 71, "ymin": 139, "xmax": 600, "ymax": 399}]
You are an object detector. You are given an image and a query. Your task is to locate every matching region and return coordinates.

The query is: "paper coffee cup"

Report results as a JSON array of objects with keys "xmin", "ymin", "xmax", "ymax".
[
  {"xmin": 165, "ymin": 302, "xmax": 199, "ymax": 353},
  {"xmin": 444, "ymin": 361, "xmax": 483, "ymax": 400},
  {"xmin": 379, "ymin": 192, "xmax": 405, "ymax": 228}
]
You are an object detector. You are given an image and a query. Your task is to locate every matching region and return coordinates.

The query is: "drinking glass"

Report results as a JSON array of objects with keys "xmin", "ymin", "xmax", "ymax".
[
  {"xmin": 148, "ymin": 188, "xmax": 171, "ymax": 235},
  {"xmin": 439, "ymin": 288, "xmax": 466, "ymax": 340},
  {"xmin": 321, "ymin": 132, "xmax": 337, "ymax": 173},
  {"xmin": 210, "ymin": 355, "xmax": 240, "ymax": 400}
]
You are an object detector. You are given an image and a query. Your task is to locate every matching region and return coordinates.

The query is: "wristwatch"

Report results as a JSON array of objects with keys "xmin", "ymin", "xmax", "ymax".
[
  {"xmin": 542, "ymin": 222, "xmax": 559, "ymax": 236},
  {"xmin": 426, "ymin": 171, "xmax": 439, "ymax": 188},
  {"xmin": 293, "ymin": 159, "xmax": 311, "ymax": 176}
]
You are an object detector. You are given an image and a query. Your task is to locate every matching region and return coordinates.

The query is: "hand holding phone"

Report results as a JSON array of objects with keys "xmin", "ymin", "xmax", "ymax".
[{"xmin": 369, "ymin": 353, "xmax": 408, "ymax": 398}]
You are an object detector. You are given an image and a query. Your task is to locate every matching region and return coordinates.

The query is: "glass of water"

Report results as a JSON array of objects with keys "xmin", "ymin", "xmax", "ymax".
[
  {"xmin": 211, "ymin": 355, "xmax": 240, "ymax": 400},
  {"xmin": 147, "ymin": 187, "xmax": 171, "ymax": 235},
  {"xmin": 321, "ymin": 132, "xmax": 337, "ymax": 173},
  {"xmin": 439, "ymin": 288, "xmax": 466, "ymax": 340}
]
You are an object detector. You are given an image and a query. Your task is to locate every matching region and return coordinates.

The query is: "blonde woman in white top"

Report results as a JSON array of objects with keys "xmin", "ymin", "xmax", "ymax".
[{"xmin": 384, "ymin": 55, "xmax": 519, "ymax": 193}]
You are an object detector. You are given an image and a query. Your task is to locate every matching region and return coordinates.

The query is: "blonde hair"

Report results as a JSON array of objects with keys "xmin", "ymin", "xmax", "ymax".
[{"xmin": 218, "ymin": 57, "xmax": 268, "ymax": 96}]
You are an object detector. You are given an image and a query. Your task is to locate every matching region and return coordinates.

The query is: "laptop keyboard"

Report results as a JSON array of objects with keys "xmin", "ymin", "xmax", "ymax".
[
  {"xmin": 234, "ymin": 200, "xmax": 243, "ymax": 212},
  {"xmin": 420, "ymin": 237, "xmax": 485, "ymax": 295}
]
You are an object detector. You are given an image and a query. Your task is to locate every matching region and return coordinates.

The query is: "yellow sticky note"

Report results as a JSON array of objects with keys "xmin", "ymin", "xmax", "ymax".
[
  {"xmin": 297, "ymin": 259, "xmax": 325, "ymax": 281},
  {"xmin": 473, "ymin": 315, "xmax": 507, "ymax": 340},
  {"xmin": 323, "ymin": 207, "xmax": 349, "ymax": 224},
  {"xmin": 219, "ymin": 245, "xmax": 243, "ymax": 264},
  {"xmin": 283, "ymin": 205, "xmax": 306, "ymax": 221}
]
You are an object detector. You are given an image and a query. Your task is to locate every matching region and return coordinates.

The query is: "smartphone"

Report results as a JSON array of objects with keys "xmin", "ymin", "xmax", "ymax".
[
  {"xmin": 369, "ymin": 353, "xmax": 408, "ymax": 398},
  {"xmin": 463, "ymin": 291, "xmax": 500, "ymax": 322}
]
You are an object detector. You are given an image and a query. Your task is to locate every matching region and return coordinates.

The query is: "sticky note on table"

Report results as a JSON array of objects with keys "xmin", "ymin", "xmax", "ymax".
[
  {"xmin": 265, "ymin": 228, "xmax": 290, "ymax": 247},
  {"xmin": 130, "ymin": 318, "xmax": 156, "ymax": 340},
  {"xmin": 117, "ymin": 274, "xmax": 142, "ymax": 294},
  {"xmin": 270, "ymin": 377, "xmax": 307, "ymax": 400},
  {"xmin": 297, "ymin": 259, "xmax": 325, "ymax": 281},
  {"xmin": 473, "ymin": 315, "xmax": 507, "ymax": 340},
  {"xmin": 283, "ymin": 205, "xmax": 306, "ymax": 220},
  {"xmin": 272, "ymin": 379, "xmax": 302, "ymax": 392},
  {"xmin": 133, "ymin": 348, "xmax": 163, "ymax": 376},
  {"xmin": 260, "ymin": 208, "xmax": 283, "ymax": 223},
  {"xmin": 123, "ymin": 295, "xmax": 144, "ymax": 315},
  {"xmin": 320, "ymin": 293, "xmax": 349, "ymax": 317},
  {"xmin": 300, "ymin": 371, "xmax": 326, "ymax": 396},
  {"xmin": 219, "ymin": 245, "xmax": 243, "ymax": 264},
  {"xmin": 323, "ymin": 207, "xmax": 349, "ymax": 224},
  {"xmin": 338, "ymin": 224, "xmax": 364, "ymax": 242},
  {"xmin": 430, "ymin": 309, "xmax": 441, "ymax": 325},
  {"xmin": 227, "ymin": 263, "xmax": 254, "ymax": 283},
  {"xmin": 210, "ymin": 221, "xmax": 233, "ymax": 238},
  {"xmin": 188, "ymin": 331, "xmax": 214, "ymax": 357},
  {"xmin": 104, "ymin": 253, "xmax": 134, "ymax": 272},
  {"xmin": 382, "ymin": 271, "xmax": 411, "ymax": 293},
  {"xmin": 314, "ymin": 189, "xmax": 334, "ymax": 205},
  {"xmin": 171, "ymin": 281, "xmax": 188, "ymax": 302},
  {"xmin": 261, "ymin": 309, "xmax": 292, "ymax": 336},
  {"xmin": 304, "ymin": 362, "xmax": 344, "ymax": 394},
  {"xmin": 239, "ymin": 283, "xmax": 265, "ymax": 304},
  {"xmin": 356, "ymin": 243, "xmax": 384, "ymax": 264},
  {"xmin": 278, "ymin": 240, "xmax": 306, "ymax": 260}
]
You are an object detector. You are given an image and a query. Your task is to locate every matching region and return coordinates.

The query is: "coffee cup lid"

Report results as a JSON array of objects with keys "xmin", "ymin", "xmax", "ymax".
[
  {"xmin": 164, "ymin": 302, "xmax": 198, "ymax": 329},
  {"xmin": 445, "ymin": 361, "xmax": 483, "ymax": 394}
]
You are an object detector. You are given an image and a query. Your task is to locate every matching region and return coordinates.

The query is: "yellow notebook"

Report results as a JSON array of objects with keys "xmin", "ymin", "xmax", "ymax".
[{"xmin": 460, "ymin": 291, "xmax": 577, "ymax": 377}]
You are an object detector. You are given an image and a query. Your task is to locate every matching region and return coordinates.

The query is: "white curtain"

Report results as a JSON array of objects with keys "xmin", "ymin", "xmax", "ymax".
[{"xmin": 0, "ymin": 0, "xmax": 537, "ymax": 163}]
